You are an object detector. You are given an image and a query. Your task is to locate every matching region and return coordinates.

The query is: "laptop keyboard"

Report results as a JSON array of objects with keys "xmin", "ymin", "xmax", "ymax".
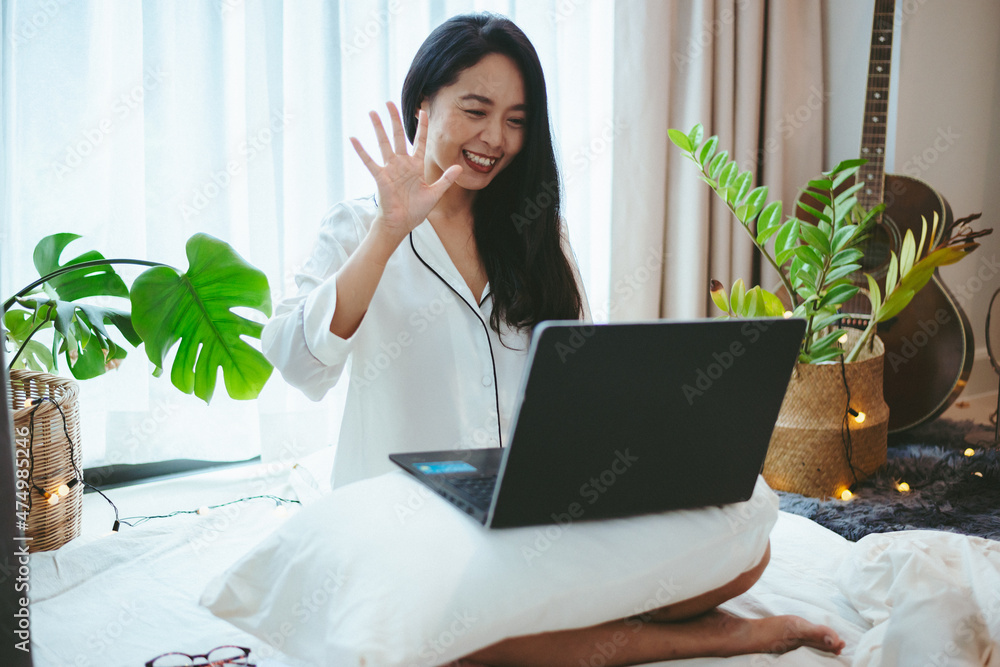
[{"xmin": 449, "ymin": 476, "xmax": 497, "ymax": 505}]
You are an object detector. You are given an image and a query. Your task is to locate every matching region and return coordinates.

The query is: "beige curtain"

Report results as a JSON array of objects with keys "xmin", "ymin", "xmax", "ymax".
[{"xmin": 609, "ymin": 0, "xmax": 825, "ymax": 320}]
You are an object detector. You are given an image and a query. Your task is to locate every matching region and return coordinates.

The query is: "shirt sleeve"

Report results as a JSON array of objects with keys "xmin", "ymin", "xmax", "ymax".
[{"xmin": 262, "ymin": 200, "xmax": 372, "ymax": 401}]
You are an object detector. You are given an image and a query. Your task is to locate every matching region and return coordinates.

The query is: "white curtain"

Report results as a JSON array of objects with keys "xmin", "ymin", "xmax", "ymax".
[
  {"xmin": 1, "ymin": 0, "xmax": 614, "ymax": 468},
  {"xmin": 608, "ymin": 0, "xmax": 826, "ymax": 321}
]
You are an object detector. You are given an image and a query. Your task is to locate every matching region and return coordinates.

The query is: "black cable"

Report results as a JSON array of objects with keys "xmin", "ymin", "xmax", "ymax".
[
  {"xmin": 837, "ymin": 354, "xmax": 864, "ymax": 486},
  {"xmin": 119, "ymin": 495, "xmax": 301, "ymax": 528}
]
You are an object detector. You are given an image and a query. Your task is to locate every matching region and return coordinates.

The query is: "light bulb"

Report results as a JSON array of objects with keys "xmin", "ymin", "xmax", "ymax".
[
  {"xmin": 974, "ymin": 472, "xmax": 983, "ymax": 478},
  {"xmin": 782, "ymin": 311, "xmax": 793, "ymax": 319},
  {"xmin": 897, "ymin": 482, "xmax": 910, "ymax": 493},
  {"xmin": 47, "ymin": 493, "xmax": 60, "ymax": 506},
  {"xmin": 838, "ymin": 333, "xmax": 848, "ymax": 344},
  {"xmin": 847, "ymin": 408, "xmax": 866, "ymax": 424},
  {"xmin": 839, "ymin": 489, "xmax": 853, "ymax": 501},
  {"xmin": 964, "ymin": 448, "xmax": 975, "ymax": 457},
  {"xmin": 197, "ymin": 506, "xmax": 211, "ymax": 516},
  {"xmin": 57, "ymin": 484, "xmax": 70, "ymax": 497}
]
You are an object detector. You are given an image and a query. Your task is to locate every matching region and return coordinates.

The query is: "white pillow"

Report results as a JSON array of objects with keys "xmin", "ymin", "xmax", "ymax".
[{"xmin": 202, "ymin": 470, "xmax": 778, "ymax": 666}]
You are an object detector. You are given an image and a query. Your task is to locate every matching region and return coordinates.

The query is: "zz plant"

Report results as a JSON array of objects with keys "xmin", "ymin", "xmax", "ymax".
[
  {"xmin": 669, "ymin": 123, "xmax": 983, "ymax": 364},
  {"xmin": 3, "ymin": 233, "xmax": 273, "ymax": 403}
]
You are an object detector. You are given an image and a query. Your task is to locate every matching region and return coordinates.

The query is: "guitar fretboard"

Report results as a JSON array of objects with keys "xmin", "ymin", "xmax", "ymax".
[{"xmin": 857, "ymin": 0, "xmax": 896, "ymax": 213}]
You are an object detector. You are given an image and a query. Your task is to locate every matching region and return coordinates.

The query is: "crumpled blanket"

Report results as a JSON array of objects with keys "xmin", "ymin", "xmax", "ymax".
[{"xmin": 838, "ymin": 530, "xmax": 1000, "ymax": 666}]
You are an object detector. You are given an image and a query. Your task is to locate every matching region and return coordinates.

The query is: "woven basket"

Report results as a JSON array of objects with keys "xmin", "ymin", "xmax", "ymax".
[
  {"xmin": 7, "ymin": 370, "xmax": 83, "ymax": 552},
  {"xmin": 762, "ymin": 329, "xmax": 889, "ymax": 499}
]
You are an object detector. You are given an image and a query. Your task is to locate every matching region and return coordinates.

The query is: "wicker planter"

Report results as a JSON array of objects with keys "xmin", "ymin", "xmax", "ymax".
[
  {"xmin": 7, "ymin": 370, "xmax": 83, "ymax": 552},
  {"xmin": 762, "ymin": 330, "xmax": 889, "ymax": 499}
]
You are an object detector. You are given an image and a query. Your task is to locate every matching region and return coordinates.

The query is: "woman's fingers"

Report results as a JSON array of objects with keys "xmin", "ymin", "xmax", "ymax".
[
  {"xmin": 349, "ymin": 136, "xmax": 380, "ymax": 177},
  {"xmin": 412, "ymin": 109, "xmax": 428, "ymax": 160},
  {"xmin": 386, "ymin": 101, "xmax": 409, "ymax": 156},
  {"xmin": 428, "ymin": 164, "xmax": 463, "ymax": 200},
  {"xmin": 369, "ymin": 110, "xmax": 395, "ymax": 164}
]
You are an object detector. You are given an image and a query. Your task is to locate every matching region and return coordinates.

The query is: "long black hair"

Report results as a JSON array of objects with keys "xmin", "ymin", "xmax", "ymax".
[{"xmin": 401, "ymin": 13, "xmax": 583, "ymax": 335}]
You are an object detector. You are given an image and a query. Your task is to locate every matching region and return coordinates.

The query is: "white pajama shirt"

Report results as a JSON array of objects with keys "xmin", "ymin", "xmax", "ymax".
[{"xmin": 262, "ymin": 196, "xmax": 589, "ymax": 488}]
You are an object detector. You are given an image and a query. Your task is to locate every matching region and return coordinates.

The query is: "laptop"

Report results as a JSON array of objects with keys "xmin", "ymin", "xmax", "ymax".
[{"xmin": 390, "ymin": 318, "xmax": 805, "ymax": 528}]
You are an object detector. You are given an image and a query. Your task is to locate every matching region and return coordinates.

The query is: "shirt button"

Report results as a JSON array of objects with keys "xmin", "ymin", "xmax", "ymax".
[{"xmin": 482, "ymin": 374, "xmax": 493, "ymax": 386}]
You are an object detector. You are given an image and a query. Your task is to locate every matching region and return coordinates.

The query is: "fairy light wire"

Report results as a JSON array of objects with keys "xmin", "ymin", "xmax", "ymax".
[{"xmin": 25, "ymin": 396, "xmax": 301, "ymax": 533}]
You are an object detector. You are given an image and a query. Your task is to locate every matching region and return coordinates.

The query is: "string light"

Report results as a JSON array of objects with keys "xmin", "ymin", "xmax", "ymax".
[
  {"xmin": 838, "ymin": 333, "xmax": 849, "ymax": 344},
  {"xmin": 839, "ymin": 488, "xmax": 853, "ymax": 501},
  {"xmin": 974, "ymin": 472, "xmax": 984, "ymax": 478},
  {"xmin": 964, "ymin": 448, "xmax": 975, "ymax": 457},
  {"xmin": 782, "ymin": 311, "xmax": 793, "ymax": 319},
  {"xmin": 197, "ymin": 506, "xmax": 211, "ymax": 516},
  {"xmin": 847, "ymin": 407, "xmax": 867, "ymax": 423},
  {"xmin": 896, "ymin": 481, "xmax": 910, "ymax": 493}
]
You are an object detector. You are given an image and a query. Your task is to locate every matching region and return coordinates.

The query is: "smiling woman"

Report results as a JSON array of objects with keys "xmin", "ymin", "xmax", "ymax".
[{"xmin": 260, "ymin": 11, "xmax": 844, "ymax": 666}]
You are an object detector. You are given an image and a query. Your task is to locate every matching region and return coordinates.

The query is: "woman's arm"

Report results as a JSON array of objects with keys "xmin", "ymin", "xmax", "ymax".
[{"xmin": 332, "ymin": 102, "xmax": 462, "ymax": 338}]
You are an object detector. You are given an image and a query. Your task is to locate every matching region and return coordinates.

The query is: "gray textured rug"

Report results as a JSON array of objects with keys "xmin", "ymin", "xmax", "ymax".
[{"xmin": 777, "ymin": 419, "xmax": 1000, "ymax": 541}]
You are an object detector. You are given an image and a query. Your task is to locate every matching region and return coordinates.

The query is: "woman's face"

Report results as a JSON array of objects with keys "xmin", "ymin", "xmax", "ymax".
[{"xmin": 420, "ymin": 53, "xmax": 527, "ymax": 192}]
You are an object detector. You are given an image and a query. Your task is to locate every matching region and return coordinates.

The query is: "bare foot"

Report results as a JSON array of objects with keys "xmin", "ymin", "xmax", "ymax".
[{"xmin": 672, "ymin": 609, "xmax": 845, "ymax": 657}]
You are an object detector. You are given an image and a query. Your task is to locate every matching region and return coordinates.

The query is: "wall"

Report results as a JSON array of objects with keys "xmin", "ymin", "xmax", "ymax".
[{"xmin": 823, "ymin": 0, "xmax": 1000, "ymax": 398}]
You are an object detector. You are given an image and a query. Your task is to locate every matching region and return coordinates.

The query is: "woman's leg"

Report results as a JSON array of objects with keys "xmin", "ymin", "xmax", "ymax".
[{"xmin": 460, "ymin": 541, "xmax": 844, "ymax": 667}]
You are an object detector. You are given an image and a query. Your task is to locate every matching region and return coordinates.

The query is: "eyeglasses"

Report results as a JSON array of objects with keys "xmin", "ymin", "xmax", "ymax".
[{"xmin": 145, "ymin": 645, "xmax": 253, "ymax": 667}]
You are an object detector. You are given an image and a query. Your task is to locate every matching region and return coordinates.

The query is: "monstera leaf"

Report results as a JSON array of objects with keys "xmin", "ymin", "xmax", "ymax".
[
  {"xmin": 32, "ymin": 233, "xmax": 130, "ymax": 302},
  {"xmin": 130, "ymin": 234, "xmax": 273, "ymax": 403}
]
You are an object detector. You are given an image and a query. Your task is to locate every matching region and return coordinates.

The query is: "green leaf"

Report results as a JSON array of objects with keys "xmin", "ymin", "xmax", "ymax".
[
  {"xmin": 130, "ymin": 234, "xmax": 273, "ymax": 403},
  {"xmin": 708, "ymin": 151, "xmax": 728, "ymax": 179},
  {"xmin": 866, "ymin": 274, "xmax": 882, "ymax": 316},
  {"xmin": 831, "ymin": 226, "xmax": 857, "ymax": 253},
  {"xmin": 808, "ymin": 178, "xmax": 833, "ymax": 192},
  {"xmin": 743, "ymin": 186, "xmax": 769, "ymax": 222},
  {"xmin": 834, "ymin": 181, "xmax": 866, "ymax": 207},
  {"xmin": 11, "ymin": 340, "xmax": 54, "ymax": 372},
  {"xmin": 885, "ymin": 252, "xmax": 899, "ymax": 293},
  {"xmin": 774, "ymin": 218, "xmax": 801, "ymax": 254},
  {"xmin": 698, "ymin": 136, "xmax": 718, "ymax": 166},
  {"xmin": 775, "ymin": 247, "xmax": 797, "ymax": 266},
  {"xmin": 899, "ymin": 229, "xmax": 916, "ymax": 276},
  {"xmin": 668, "ymin": 128, "xmax": 693, "ymax": 152},
  {"xmin": 831, "ymin": 158, "xmax": 867, "ymax": 172},
  {"xmin": 729, "ymin": 172, "xmax": 753, "ymax": 205},
  {"xmin": 832, "ymin": 197, "xmax": 859, "ymax": 224},
  {"xmin": 687, "ymin": 124, "xmax": 704, "ymax": 150},
  {"xmin": 757, "ymin": 201, "xmax": 782, "ymax": 234},
  {"xmin": 32, "ymin": 233, "xmax": 130, "ymax": 303},
  {"xmin": 796, "ymin": 200, "xmax": 832, "ymax": 225},
  {"xmin": 831, "ymin": 167, "xmax": 859, "ymax": 191},
  {"xmin": 718, "ymin": 162, "xmax": 738, "ymax": 188},
  {"xmin": 812, "ymin": 328, "xmax": 850, "ymax": 353},
  {"xmin": 794, "ymin": 245, "xmax": 824, "ymax": 269},
  {"xmin": 825, "ymin": 264, "xmax": 861, "ymax": 284},
  {"xmin": 756, "ymin": 223, "xmax": 782, "ymax": 246},
  {"xmin": 818, "ymin": 284, "xmax": 859, "ymax": 309},
  {"xmin": 798, "ymin": 222, "xmax": 832, "ymax": 255},
  {"xmin": 730, "ymin": 279, "xmax": 747, "ymax": 316},
  {"xmin": 831, "ymin": 248, "xmax": 865, "ymax": 265},
  {"xmin": 710, "ymin": 282, "xmax": 730, "ymax": 313},
  {"xmin": 761, "ymin": 290, "xmax": 786, "ymax": 317}
]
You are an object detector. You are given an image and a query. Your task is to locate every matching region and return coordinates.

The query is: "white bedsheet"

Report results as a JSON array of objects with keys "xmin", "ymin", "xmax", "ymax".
[{"xmin": 26, "ymin": 459, "xmax": 1000, "ymax": 667}]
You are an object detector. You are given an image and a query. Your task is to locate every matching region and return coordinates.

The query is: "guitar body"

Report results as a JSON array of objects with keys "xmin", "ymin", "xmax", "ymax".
[{"xmin": 870, "ymin": 174, "xmax": 974, "ymax": 432}]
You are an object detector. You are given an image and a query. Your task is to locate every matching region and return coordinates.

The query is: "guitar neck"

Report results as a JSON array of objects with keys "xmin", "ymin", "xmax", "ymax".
[{"xmin": 857, "ymin": 0, "xmax": 895, "ymax": 212}]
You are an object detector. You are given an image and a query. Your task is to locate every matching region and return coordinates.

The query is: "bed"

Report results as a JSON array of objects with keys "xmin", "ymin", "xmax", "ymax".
[{"xmin": 27, "ymin": 448, "xmax": 1000, "ymax": 667}]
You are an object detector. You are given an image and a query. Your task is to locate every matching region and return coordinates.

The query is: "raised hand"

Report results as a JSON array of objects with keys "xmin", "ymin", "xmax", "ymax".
[{"xmin": 350, "ymin": 102, "xmax": 462, "ymax": 243}]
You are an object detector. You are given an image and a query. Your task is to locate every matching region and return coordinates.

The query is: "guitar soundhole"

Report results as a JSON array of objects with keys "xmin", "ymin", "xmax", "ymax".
[{"xmin": 859, "ymin": 221, "xmax": 895, "ymax": 277}]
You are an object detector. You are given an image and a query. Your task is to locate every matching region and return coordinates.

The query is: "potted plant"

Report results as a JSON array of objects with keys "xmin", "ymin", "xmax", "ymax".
[
  {"xmin": 669, "ymin": 123, "xmax": 986, "ymax": 498},
  {"xmin": 3, "ymin": 232, "xmax": 273, "ymax": 550}
]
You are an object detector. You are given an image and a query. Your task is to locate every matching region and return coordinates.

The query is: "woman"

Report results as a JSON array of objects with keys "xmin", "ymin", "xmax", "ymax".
[{"xmin": 264, "ymin": 12, "xmax": 844, "ymax": 664}]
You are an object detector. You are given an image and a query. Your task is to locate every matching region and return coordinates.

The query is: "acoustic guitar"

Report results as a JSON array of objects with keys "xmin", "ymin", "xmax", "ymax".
[{"xmin": 801, "ymin": 0, "xmax": 974, "ymax": 432}]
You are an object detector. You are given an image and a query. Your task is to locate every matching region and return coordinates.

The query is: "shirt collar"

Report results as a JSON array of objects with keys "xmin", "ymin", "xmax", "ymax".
[{"xmin": 410, "ymin": 220, "xmax": 491, "ymax": 307}]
